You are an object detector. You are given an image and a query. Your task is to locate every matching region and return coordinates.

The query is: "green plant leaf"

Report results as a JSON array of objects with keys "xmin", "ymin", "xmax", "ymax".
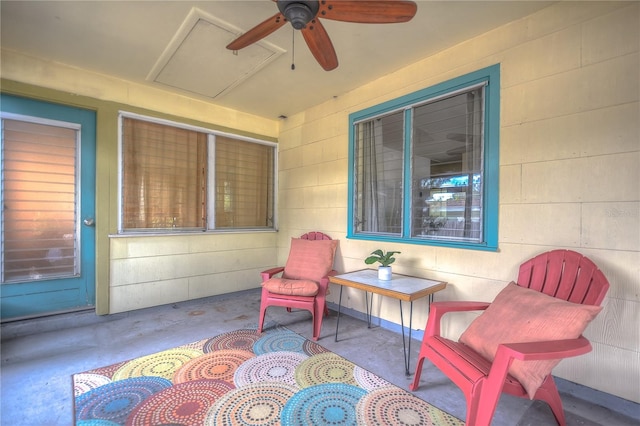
[
  {"xmin": 364, "ymin": 256, "xmax": 379, "ymax": 264},
  {"xmin": 364, "ymin": 249, "xmax": 401, "ymax": 266}
]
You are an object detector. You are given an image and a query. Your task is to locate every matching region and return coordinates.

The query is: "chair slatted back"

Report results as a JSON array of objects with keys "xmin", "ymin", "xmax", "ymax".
[
  {"xmin": 301, "ymin": 232, "xmax": 332, "ymax": 241},
  {"xmin": 517, "ymin": 249, "xmax": 609, "ymax": 306}
]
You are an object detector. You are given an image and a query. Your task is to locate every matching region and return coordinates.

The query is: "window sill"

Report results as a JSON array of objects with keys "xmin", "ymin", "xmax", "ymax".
[{"xmin": 109, "ymin": 229, "xmax": 277, "ymax": 238}]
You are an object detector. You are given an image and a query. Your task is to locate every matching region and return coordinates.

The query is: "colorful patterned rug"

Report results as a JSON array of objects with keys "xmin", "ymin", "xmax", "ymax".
[{"xmin": 73, "ymin": 325, "xmax": 463, "ymax": 425}]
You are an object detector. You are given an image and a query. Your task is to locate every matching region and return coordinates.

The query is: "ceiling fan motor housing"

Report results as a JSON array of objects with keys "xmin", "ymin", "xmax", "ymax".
[{"xmin": 277, "ymin": 0, "xmax": 320, "ymax": 29}]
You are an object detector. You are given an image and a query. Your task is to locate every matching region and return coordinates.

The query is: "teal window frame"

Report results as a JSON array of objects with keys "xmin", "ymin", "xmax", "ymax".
[{"xmin": 347, "ymin": 64, "xmax": 500, "ymax": 251}]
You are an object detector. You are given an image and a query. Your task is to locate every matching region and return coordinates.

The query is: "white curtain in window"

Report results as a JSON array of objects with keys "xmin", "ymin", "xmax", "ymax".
[
  {"xmin": 356, "ymin": 116, "xmax": 404, "ymax": 235},
  {"xmin": 361, "ymin": 121, "xmax": 380, "ymax": 232}
]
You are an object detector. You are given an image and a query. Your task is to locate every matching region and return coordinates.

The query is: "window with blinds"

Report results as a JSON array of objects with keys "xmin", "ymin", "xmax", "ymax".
[
  {"xmin": 215, "ymin": 136, "xmax": 274, "ymax": 229},
  {"xmin": 120, "ymin": 115, "xmax": 276, "ymax": 233},
  {"xmin": 2, "ymin": 118, "xmax": 79, "ymax": 282},
  {"xmin": 122, "ymin": 118, "xmax": 207, "ymax": 230}
]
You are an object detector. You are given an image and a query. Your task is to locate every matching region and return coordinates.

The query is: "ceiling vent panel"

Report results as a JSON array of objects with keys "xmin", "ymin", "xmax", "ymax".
[{"xmin": 148, "ymin": 8, "xmax": 285, "ymax": 99}]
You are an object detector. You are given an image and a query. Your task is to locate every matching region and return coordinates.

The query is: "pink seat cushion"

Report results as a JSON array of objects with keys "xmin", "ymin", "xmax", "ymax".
[
  {"xmin": 282, "ymin": 238, "xmax": 338, "ymax": 282},
  {"xmin": 459, "ymin": 282, "xmax": 602, "ymax": 399},
  {"xmin": 263, "ymin": 278, "xmax": 319, "ymax": 297}
]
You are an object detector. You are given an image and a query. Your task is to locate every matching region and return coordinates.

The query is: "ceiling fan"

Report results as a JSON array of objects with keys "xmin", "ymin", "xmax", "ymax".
[{"xmin": 226, "ymin": 0, "xmax": 418, "ymax": 71}]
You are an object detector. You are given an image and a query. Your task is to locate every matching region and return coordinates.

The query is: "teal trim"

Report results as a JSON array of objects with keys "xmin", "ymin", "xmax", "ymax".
[
  {"xmin": 1, "ymin": 94, "xmax": 96, "ymax": 319},
  {"xmin": 347, "ymin": 64, "xmax": 500, "ymax": 251},
  {"xmin": 483, "ymin": 65, "xmax": 501, "ymax": 250},
  {"xmin": 346, "ymin": 118, "xmax": 356, "ymax": 238},
  {"xmin": 350, "ymin": 65, "xmax": 500, "ymax": 123}
]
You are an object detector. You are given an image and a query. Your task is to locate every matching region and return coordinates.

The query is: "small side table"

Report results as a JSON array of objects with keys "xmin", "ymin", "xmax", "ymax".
[{"xmin": 329, "ymin": 269, "xmax": 446, "ymax": 375}]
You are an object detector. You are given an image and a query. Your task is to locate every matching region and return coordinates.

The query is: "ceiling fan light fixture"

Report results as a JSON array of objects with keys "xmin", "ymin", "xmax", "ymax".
[
  {"xmin": 278, "ymin": 1, "xmax": 319, "ymax": 30},
  {"xmin": 285, "ymin": 4, "xmax": 313, "ymax": 29}
]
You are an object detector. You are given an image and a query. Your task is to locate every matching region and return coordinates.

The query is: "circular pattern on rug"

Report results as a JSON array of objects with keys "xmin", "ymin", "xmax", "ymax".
[
  {"xmin": 74, "ymin": 373, "xmax": 112, "ymax": 396},
  {"xmin": 356, "ymin": 385, "xmax": 463, "ymax": 426},
  {"xmin": 86, "ymin": 361, "xmax": 127, "ymax": 380},
  {"xmin": 253, "ymin": 330, "xmax": 309, "ymax": 355},
  {"xmin": 302, "ymin": 339, "xmax": 329, "ymax": 356},
  {"xmin": 112, "ymin": 348, "xmax": 203, "ymax": 381},
  {"xmin": 281, "ymin": 383, "xmax": 367, "ymax": 426},
  {"xmin": 75, "ymin": 376, "xmax": 172, "ymax": 424},
  {"xmin": 126, "ymin": 379, "xmax": 234, "ymax": 425},
  {"xmin": 295, "ymin": 352, "xmax": 358, "ymax": 388},
  {"xmin": 204, "ymin": 381, "xmax": 298, "ymax": 425},
  {"xmin": 353, "ymin": 365, "xmax": 392, "ymax": 391},
  {"xmin": 173, "ymin": 349, "xmax": 255, "ymax": 384},
  {"xmin": 180, "ymin": 338, "xmax": 210, "ymax": 351},
  {"xmin": 234, "ymin": 351, "xmax": 307, "ymax": 388},
  {"xmin": 203, "ymin": 329, "xmax": 262, "ymax": 353}
]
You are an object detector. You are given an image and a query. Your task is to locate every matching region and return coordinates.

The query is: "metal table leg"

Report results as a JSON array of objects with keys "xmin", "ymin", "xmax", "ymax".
[
  {"xmin": 399, "ymin": 300, "xmax": 414, "ymax": 375},
  {"xmin": 335, "ymin": 285, "xmax": 344, "ymax": 342},
  {"xmin": 365, "ymin": 291, "xmax": 373, "ymax": 328}
]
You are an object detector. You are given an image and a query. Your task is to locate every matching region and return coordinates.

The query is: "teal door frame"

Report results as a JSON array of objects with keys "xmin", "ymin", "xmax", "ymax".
[{"xmin": 1, "ymin": 94, "xmax": 96, "ymax": 320}]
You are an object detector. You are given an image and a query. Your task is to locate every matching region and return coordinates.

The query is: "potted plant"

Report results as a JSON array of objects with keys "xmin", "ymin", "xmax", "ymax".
[{"xmin": 365, "ymin": 249, "xmax": 401, "ymax": 280}]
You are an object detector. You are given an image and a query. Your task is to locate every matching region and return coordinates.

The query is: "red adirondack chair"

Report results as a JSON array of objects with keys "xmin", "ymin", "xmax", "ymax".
[
  {"xmin": 410, "ymin": 249, "xmax": 610, "ymax": 426},
  {"xmin": 258, "ymin": 232, "xmax": 338, "ymax": 341}
]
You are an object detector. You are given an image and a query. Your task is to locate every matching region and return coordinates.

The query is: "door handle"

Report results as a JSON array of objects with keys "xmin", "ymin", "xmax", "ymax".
[{"xmin": 83, "ymin": 218, "xmax": 95, "ymax": 226}]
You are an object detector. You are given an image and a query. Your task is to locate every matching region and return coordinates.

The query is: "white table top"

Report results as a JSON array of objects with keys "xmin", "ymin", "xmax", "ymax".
[{"xmin": 330, "ymin": 269, "xmax": 446, "ymax": 302}]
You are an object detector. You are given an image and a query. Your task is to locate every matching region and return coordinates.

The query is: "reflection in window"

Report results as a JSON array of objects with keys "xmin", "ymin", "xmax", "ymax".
[
  {"xmin": 411, "ymin": 89, "xmax": 484, "ymax": 243},
  {"xmin": 417, "ymin": 174, "xmax": 481, "ymax": 242}
]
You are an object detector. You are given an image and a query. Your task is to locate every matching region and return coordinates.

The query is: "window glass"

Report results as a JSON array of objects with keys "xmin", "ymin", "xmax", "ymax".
[
  {"xmin": 120, "ymin": 115, "xmax": 276, "ymax": 233},
  {"xmin": 411, "ymin": 88, "xmax": 483, "ymax": 242},
  {"xmin": 2, "ymin": 119, "xmax": 79, "ymax": 281},
  {"xmin": 349, "ymin": 65, "xmax": 499, "ymax": 250}
]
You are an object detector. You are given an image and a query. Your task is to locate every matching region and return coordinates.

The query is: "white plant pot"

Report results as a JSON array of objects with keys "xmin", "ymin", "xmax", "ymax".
[{"xmin": 378, "ymin": 266, "xmax": 392, "ymax": 280}]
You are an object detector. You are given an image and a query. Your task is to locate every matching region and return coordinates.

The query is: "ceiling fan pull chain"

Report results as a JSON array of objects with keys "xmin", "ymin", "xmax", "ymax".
[{"xmin": 291, "ymin": 29, "xmax": 296, "ymax": 70}]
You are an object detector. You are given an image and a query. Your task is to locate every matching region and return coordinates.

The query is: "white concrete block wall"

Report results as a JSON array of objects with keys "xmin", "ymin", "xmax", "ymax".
[
  {"xmin": 277, "ymin": 2, "xmax": 639, "ymax": 402},
  {"xmin": 109, "ymin": 233, "xmax": 277, "ymax": 313}
]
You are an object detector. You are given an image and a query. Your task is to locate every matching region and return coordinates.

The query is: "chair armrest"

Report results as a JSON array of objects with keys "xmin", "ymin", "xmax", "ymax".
[
  {"xmin": 261, "ymin": 267, "xmax": 285, "ymax": 282},
  {"xmin": 498, "ymin": 335, "xmax": 593, "ymax": 362},
  {"xmin": 426, "ymin": 301, "xmax": 491, "ymax": 337},
  {"xmin": 483, "ymin": 336, "xmax": 593, "ymax": 396},
  {"xmin": 432, "ymin": 301, "xmax": 491, "ymax": 314},
  {"xmin": 317, "ymin": 270, "xmax": 338, "ymax": 294}
]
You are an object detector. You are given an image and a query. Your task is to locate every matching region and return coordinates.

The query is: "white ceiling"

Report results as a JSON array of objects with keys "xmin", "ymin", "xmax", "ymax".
[{"xmin": 0, "ymin": 1, "xmax": 553, "ymax": 120}]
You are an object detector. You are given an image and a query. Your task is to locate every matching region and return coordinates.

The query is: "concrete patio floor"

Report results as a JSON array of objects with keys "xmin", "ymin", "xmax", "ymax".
[{"xmin": 1, "ymin": 288, "xmax": 638, "ymax": 425}]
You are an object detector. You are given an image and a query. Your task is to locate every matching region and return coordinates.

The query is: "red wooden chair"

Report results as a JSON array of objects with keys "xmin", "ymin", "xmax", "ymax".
[
  {"xmin": 258, "ymin": 232, "xmax": 338, "ymax": 341},
  {"xmin": 410, "ymin": 249, "xmax": 609, "ymax": 426}
]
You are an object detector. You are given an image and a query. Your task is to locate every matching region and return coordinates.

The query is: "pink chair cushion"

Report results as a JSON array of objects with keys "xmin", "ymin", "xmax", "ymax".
[
  {"xmin": 282, "ymin": 238, "xmax": 338, "ymax": 282},
  {"xmin": 459, "ymin": 282, "xmax": 602, "ymax": 399},
  {"xmin": 262, "ymin": 278, "xmax": 319, "ymax": 297}
]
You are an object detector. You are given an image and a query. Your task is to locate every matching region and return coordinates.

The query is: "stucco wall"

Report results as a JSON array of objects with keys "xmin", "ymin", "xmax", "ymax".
[{"xmin": 277, "ymin": 2, "xmax": 639, "ymax": 402}]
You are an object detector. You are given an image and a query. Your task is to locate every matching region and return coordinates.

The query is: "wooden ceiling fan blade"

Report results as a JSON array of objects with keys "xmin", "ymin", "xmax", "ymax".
[
  {"xmin": 226, "ymin": 12, "xmax": 286, "ymax": 50},
  {"xmin": 301, "ymin": 19, "xmax": 338, "ymax": 71},
  {"xmin": 320, "ymin": 1, "xmax": 417, "ymax": 23}
]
